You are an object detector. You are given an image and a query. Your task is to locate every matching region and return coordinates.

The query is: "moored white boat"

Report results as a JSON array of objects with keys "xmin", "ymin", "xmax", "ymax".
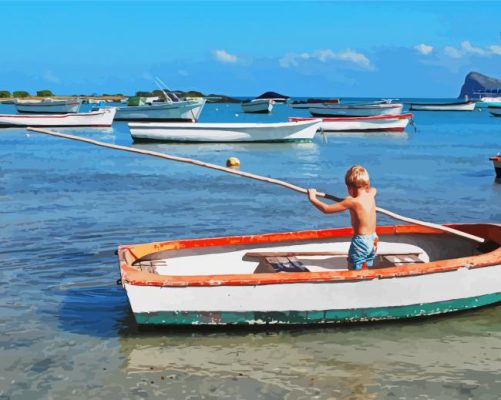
[
  {"xmin": 128, "ymin": 119, "xmax": 321, "ymax": 142},
  {"xmin": 0, "ymin": 107, "xmax": 116, "ymax": 127},
  {"xmin": 115, "ymin": 98, "xmax": 206, "ymax": 121},
  {"xmin": 488, "ymin": 106, "xmax": 501, "ymax": 117},
  {"xmin": 490, "ymin": 155, "xmax": 501, "ymax": 178},
  {"xmin": 289, "ymin": 113, "xmax": 413, "ymax": 133},
  {"xmin": 15, "ymin": 99, "xmax": 82, "ymax": 113},
  {"xmin": 309, "ymin": 103, "xmax": 403, "ymax": 117},
  {"xmin": 241, "ymin": 99, "xmax": 274, "ymax": 113},
  {"xmin": 476, "ymin": 97, "xmax": 501, "ymax": 108},
  {"xmin": 409, "ymin": 100, "xmax": 476, "ymax": 111},
  {"xmin": 118, "ymin": 223, "xmax": 501, "ymax": 326}
]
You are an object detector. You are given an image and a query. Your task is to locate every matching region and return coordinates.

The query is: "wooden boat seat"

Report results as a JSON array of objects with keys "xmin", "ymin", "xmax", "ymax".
[
  {"xmin": 254, "ymin": 256, "xmax": 310, "ymax": 274},
  {"xmin": 247, "ymin": 251, "xmax": 425, "ymax": 273},
  {"xmin": 381, "ymin": 254, "xmax": 424, "ymax": 266}
]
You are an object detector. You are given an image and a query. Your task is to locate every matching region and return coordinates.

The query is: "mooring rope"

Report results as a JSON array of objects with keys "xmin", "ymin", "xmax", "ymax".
[{"xmin": 27, "ymin": 127, "xmax": 485, "ymax": 243}]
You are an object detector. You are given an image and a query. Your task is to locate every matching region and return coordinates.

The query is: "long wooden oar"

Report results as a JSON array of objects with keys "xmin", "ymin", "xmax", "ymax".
[{"xmin": 27, "ymin": 127, "xmax": 485, "ymax": 243}]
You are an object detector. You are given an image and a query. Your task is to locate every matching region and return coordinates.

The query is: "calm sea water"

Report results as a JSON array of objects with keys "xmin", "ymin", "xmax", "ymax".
[{"xmin": 1, "ymin": 100, "xmax": 500, "ymax": 399}]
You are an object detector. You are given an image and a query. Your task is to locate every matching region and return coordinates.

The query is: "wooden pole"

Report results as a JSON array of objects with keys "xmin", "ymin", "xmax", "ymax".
[{"xmin": 27, "ymin": 127, "xmax": 485, "ymax": 243}]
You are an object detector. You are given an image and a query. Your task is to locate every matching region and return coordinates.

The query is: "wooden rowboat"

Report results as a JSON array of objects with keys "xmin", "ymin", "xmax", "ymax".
[
  {"xmin": 289, "ymin": 114, "xmax": 413, "ymax": 133},
  {"xmin": 490, "ymin": 155, "xmax": 501, "ymax": 178},
  {"xmin": 128, "ymin": 119, "xmax": 321, "ymax": 143},
  {"xmin": 0, "ymin": 107, "xmax": 116, "ymax": 128},
  {"xmin": 118, "ymin": 223, "xmax": 501, "ymax": 327},
  {"xmin": 408, "ymin": 100, "xmax": 476, "ymax": 111}
]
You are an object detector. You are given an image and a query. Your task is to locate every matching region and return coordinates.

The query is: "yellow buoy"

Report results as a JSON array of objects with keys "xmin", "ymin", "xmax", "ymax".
[{"xmin": 226, "ymin": 157, "xmax": 241, "ymax": 168}]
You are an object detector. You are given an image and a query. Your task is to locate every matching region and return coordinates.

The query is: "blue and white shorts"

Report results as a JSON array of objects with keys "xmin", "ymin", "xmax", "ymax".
[{"xmin": 348, "ymin": 233, "xmax": 378, "ymax": 270}]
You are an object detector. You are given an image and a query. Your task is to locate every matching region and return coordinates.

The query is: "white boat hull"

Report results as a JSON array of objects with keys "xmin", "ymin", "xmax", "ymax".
[
  {"xmin": 290, "ymin": 114, "xmax": 412, "ymax": 132},
  {"xmin": 241, "ymin": 99, "xmax": 273, "ymax": 113},
  {"xmin": 309, "ymin": 104, "xmax": 403, "ymax": 117},
  {"xmin": 124, "ymin": 263, "xmax": 501, "ymax": 323},
  {"xmin": 128, "ymin": 120, "xmax": 321, "ymax": 142},
  {"xmin": 409, "ymin": 102, "xmax": 476, "ymax": 111},
  {"xmin": 15, "ymin": 99, "xmax": 82, "ymax": 113},
  {"xmin": 0, "ymin": 107, "xmax": 116, "ymax": 127},
  {"xmin": 115, "ymin": 99, "xmax": 206, "ymax": 121}
]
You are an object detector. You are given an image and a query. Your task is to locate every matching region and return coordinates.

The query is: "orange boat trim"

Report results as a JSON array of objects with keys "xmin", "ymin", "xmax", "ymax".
[{"xmin": 118, "ymin": 224, "xmax": 501, "ymax": 288}]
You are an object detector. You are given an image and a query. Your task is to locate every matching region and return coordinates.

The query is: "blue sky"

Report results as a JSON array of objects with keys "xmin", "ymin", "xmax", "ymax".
[{"xmin": 1, "ymin": 1, "xmax": 501, "ymax": 97}]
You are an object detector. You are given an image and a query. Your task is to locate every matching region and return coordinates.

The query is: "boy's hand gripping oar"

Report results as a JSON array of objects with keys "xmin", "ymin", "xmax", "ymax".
[{"xmin": 27, "ymin": 127, "xmax": 485, "ymax": 244}]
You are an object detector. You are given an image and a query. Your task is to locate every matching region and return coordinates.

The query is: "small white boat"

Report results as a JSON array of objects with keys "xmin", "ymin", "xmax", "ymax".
[
  {"xmin": 118, "ymin": 223, "xmax": 501, "ymax": 326},
  {"xmin": 15, "ymin": 98, "xmax": 82, "ymax": 113},
  {"xmin": 289, "ymin": 113, "xmax": 413, "ymax": 133},
  {"xmin": 241, "ymin": 99, "xmax": 274, "ymax": 114},
  {"xmin": 309, "ymin": 103, "xmax": 403, "ymax": 117},
  {"xmin": 0, "ymin": 107, "xmax": 116, "ymax": 127},
  {"xmin": 408, "ymin": 100, "xmax": 476, "ymax": 111},
  {"xmin": 489, "ymin": 106, "xmax": 501, "ymax": 117},
  {"xmin": 476, "ymin": 97, "xmax": 501, "ymax": 108},
  {"xmin": 115, "ymin": 98, "xmax": 206, "ymax": 121},
  {"xmin": 128, "ymin": 119, "xmax": 321, "ymax": 143},
  {"xmin": 490, "ymin": 155, "xmax": 501, "ymax": 178}
]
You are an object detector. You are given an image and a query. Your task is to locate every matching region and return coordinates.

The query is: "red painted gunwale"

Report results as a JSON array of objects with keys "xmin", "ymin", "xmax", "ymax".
[
  {"xmin": 0, "ymin": 110, "xmax": 105, "ymax": 119},
  {"xmin": 489, "ymin": 156, "xmax": 501, "ymax": 162},
  {"xmin": 289, "ymin": 113, "xmax": 413, "ymax": 122},
  {"xmin": 118, "ymin": 224, "xmax": 501, "ymax": 288}
]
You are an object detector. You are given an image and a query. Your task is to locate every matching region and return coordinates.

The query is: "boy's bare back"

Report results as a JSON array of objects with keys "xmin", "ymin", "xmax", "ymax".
[
  {"xmin": 344, "ymin": 187, "xmax": 377, "ymax": 235},
  {"xmin": 307, "ymin": 165, "xmax": 377, "ymax": 235}
]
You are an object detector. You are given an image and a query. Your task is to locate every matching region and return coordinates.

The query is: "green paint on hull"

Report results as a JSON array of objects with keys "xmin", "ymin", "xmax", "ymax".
[{"xmin": 134, "ymin": 293, "xmax": 501, "ymax": 326}]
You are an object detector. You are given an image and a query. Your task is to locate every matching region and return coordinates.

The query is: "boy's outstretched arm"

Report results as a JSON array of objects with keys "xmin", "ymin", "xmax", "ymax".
[{"xmin": 307, "ymin": 188, "xmax": 350, "ymax": 214}]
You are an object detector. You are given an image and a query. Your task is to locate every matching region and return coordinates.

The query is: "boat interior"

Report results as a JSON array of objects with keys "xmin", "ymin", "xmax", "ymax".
[{"xmin": 125, "ymin": 231, "xmax": 493, "ymax": 277}]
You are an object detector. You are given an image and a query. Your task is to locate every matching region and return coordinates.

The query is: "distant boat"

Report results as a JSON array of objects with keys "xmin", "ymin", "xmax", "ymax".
[
  {"xmin": 15, "ymin": 99, "xmax": 82, "ymax": 114},
  {"xmin": 476, "ymin": 97, "xmax": 501, "ymax": 108},
  {"xmin": 115, "ymin": 98, "xmax": 206, "ymax": 122},
  {"xmin": 309, "ymin": 102, "xmax": 404, "ymax": 117},
  {"xmin": 128, "ymin": 119, "xmax": 321, "ymax": 143},
  {"xmin": 290, "ymin": 98, "xmax": 340, "ymax": 109},
  {"xmin": 488, "ymin": 106, "xmax": 501, "ymax": 117},
  {"xmin": 408, "ymin": 100, "xmax": 476, "ymax": 111},
  {"xmin": 0, "ymin": 108, "xmax": 116, "ymax": 127},
  {"xmin": 117, "ymin": 223, "xmax": 501, "ymax": 326},
  {"xmin": 241, "ymin": 99, "xmax": 274, "ymax": 114},
  {"xmin": 289, "ymin": 113, "xmax": 413, "ymax": 133},
  {"xmin": 490, "ymin": 155, "xmax": 501, "ymax": 178}
]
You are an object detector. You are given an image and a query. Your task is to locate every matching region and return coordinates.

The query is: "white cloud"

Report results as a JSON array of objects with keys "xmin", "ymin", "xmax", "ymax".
[
  {"xmin": 214, "ymin": 49, "xmax": 238, "ymax": 63},
  {"xmin": 461, "ymin": 40, "xmax": 487, "ymax": 56},
  {"xmin": 489, "ymin": 45, "xmax": 501, "ymax": 55},
  {"xmin": 43, "ymin": 71, "xmax": 60, "ymax": 84},
  {"xmin": 279, "ymin": 48, "xmax": 373, "ymax": 70},
  {"xmin": 444, "ymin": 46, "xmax": 463, "ymax": 58},
  {"xmin": 415, "ymin": 43, "xmax": 433, "ymax": 55},
  {"xmin": 442, "ymin": 41, "xmax": 501, "ymax": 59}
]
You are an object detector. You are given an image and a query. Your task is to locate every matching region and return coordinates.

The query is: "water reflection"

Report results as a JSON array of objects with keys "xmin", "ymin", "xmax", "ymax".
[{"xmin": 114, "ymin": 306, "xmax": 501, "ymax": 399}]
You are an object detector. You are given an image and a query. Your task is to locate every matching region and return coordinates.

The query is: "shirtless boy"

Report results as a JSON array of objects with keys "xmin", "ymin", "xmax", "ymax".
[{"xmin": 307, "ymin": 165, "xmax": 378, "ymax": 270}]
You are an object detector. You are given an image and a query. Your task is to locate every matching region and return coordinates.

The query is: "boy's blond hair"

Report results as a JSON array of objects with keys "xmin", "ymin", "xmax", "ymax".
[{"xmin": 345, "ymin": 165, "xmax": 370, "ymax": 189}]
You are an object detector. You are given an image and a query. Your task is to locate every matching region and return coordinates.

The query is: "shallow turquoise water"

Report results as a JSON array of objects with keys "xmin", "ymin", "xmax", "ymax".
[{"xmin": 0, "ymin": 101, "xmax": 500, "ymax": 399}]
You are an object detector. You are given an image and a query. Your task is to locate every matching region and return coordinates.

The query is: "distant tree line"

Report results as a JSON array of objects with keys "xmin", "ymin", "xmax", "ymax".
[{"xmin": 0, "ymin": 89, "xmax": 55, "ymax": 98}]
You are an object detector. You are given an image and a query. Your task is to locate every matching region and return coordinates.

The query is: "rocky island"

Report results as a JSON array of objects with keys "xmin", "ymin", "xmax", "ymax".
[{"xmin": 459, "ymin": 72, "xmax": 501, "ymax": 98}]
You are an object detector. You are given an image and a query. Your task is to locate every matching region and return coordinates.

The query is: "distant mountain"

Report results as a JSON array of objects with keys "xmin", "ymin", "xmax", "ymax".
[
  {"xmin": 255, "ymin": 91, "xmax": 290, "ymax": 100},
  {"xmin": 459, "ymin": 72, "xmax": 501, "ymax": 98}
]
